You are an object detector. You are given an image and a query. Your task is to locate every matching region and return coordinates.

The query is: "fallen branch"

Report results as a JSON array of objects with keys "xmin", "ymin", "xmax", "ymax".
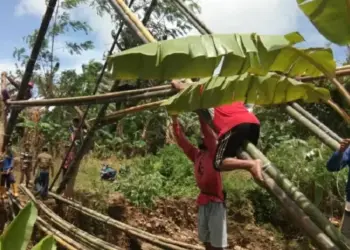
[
  {"xmin": 7, "ymin": 85, "xmax": 173, "ymax": 107},
  {"xmin": 49, "ymin": 192, "xmax": 204, "ymax": 250},
  {"xmin": 20, "ymin": 185, "xmax": 122, "ymax": 250}
]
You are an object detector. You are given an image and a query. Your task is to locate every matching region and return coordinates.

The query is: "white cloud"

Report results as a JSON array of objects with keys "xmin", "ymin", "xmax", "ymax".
[
  {"xmin": 15, "ymin": 0, "xmax": 46, "ymax": 17},
  {"xmin": 0, "ymin": 59, "xmax": 18, "ymax": 74},
  {"xmin": 192, "ymin": 0, "xmax": 300, "ymax": 35}
]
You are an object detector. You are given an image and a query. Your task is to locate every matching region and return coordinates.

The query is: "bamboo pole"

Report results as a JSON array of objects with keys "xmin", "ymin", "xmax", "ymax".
[
  {"xmin": 326, "ymin": 99, "xmax": 350, "ymax": 124},
  {"xmin": 2, "ymin": 0, "xmax": 58, "ymax": 151},
  {"xmin": 286, "ymin": 105, "xmax": 340, "ymax": 150},
  {"xmin": 95, "ymin": 100, "xmax": 163, "ymax": 125},
  {"xmin": 291, "ymin": 103, "xmax": 342, "ymax": 142},
  {"xmin": 244, "ymin": 142, "xmax": 350, "ymax": 249},
  {"xmin": 298, "ymin": 68, "xmax": 350, "ymax": 82},
  {"xmin": 9, "ymin": 195, "xmax": 84, "ymax": 250},
  {"xmin": 49, "ymin": 192, "xmax": 203, "ymax": 250},
  {"xmin": 7, "ymin": 85, "xmax": 173, "ymax": 107},
  {"xmin": 238, "ymin": 152, "xmax": 338, "ymax": 250},
  {"xmin": 20, "ymin": 185, "xmax": 122, "ymax": 250},
  {"xmin": 142, "ymin": 0, "xmax": 158, "ymax": 26}
]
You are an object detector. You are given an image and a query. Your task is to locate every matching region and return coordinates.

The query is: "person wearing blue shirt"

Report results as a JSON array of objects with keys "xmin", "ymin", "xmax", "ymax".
[
  {"xmin": 326, "ymin": 139, "xmax": 350, "ymax": 237},
  {"xmin": 0, "ymin": 146, "xmax": 18, "ymax": 198}
]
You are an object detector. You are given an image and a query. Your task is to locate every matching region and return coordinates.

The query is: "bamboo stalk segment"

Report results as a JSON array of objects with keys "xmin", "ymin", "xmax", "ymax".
[
  {"xmin": 291, "ymin": 103, "xmax": 342, "ymax": 142},
  {"xmin": 238, "ymin": 152, "xmax": 339, "ymax": 250},
  {"xmin": 7, "ymin": 85, "xmax": 173, "ymax": 107},
  {"xmin": 244, "ymin": 142, "xmax": 350, "ymax": 249},
  {"xmin": 20, "ymin": 185, "xmax": 122, "ymax": 250},
  {"xmin": 49, "ymin": 192, "xmax": 204, "ymax": 250},
  {"xmin": 8, "ymin": 194, "xmax": 85, "ymax": 250}
]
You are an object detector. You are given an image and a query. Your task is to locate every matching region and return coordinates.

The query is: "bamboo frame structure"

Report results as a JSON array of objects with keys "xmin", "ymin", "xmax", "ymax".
[
  {"xmin": 49, "ymin": 192, "xmax": 204, "ymax": 250},
  {"xmin": 20, "ymin": 185, "xmax": 122, "ymax": 250},
  {"xmin": 49, "ymin": 0, "xmax": 138, "ymax": 191},
  {"xmin": 8, "ymin": 193, "xmax": 85, "ymax": 250},
  {"xmin": 2, "ymin": 0, "xmax": 58, "ymax": 151}
]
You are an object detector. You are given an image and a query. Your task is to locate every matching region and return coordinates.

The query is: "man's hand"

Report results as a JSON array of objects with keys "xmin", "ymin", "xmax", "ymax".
[
  {"xmin": 340, "ymin": 139, "xmax": 350, "ymax": 152},
  {"xmin": 170, "ymin": 80, "xmax": 187, "ymax": 91}
]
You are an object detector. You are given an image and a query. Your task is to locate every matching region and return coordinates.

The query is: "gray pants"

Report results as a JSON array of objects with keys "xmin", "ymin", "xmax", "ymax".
[{"xmin": 198, "ymin": 202, "xmax": 228, "ymax": 248}]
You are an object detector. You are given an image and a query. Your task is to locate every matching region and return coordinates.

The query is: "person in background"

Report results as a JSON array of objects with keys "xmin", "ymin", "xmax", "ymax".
[
  {"xmin": 172, "ymin": 114, "xmax": 227, "ymax": 250},
  {"xmin": 20, "ymin": 142, "xmax": 33, "ymax": 187},
  {"xmin": 326, "ymin": 138, "xmax": 350, "ymax": 237},
  {"xmin": 62, "ymin": 144, "xmax": 74, "ymax": 182},
  {"xmin": 171, "ymin": 80, "xmax": 263, "ymax": 181},
  {"xmin": 0, "ymin": 145, "xmax": 18, "ymax": 198},
  {"xmin": 33, "ymin": 146, "xmax": 54, "ymax": 199}
]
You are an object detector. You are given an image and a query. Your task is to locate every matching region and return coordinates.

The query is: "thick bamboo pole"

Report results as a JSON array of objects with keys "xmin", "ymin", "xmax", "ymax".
[
  {"xmin": 238, "ymin": 152, "xmax": 338, "ymax": 250},
  {"xmin": 286, "ymin": 105, "xmax": 340, "ymax": 150},
  {"xmin": 49, "ymin": 192, "xmax": 203, "ymax": 250},
  {"xmin": 291, "ymin": 103, "xmax": 342, "ymax": 142},
  {"xmin": 20, "ymin": 185, "xmax": 122, "ymax": 250},
  {"xmin": 298, "ymin": 68, "xmax": 350, "ymax": 82},
  {"xmin": 8, "ymin": 85, "xmax": 173, "ymax": 107},
  {"xmin": 244, "ymin": 142, "xmax": 350, "ymax": 249},
  {"xmin": 9, "ymin": 195, "xmax": 84, "ymax": 250},
  {"xmin": 2, "ymin": 0, "xmax": 58, "ymax": 151}
]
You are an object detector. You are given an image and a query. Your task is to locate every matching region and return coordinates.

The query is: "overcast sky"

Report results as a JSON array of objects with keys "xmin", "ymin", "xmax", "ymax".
[{"xmin": 0, "ymin": 0, "xmax": 347, "ymax": 75}]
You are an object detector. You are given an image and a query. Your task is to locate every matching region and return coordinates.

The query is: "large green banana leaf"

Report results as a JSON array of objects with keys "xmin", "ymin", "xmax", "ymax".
[
  {"xmin": 161, "ymin": 73, "xmax": 331, "ymax": 114},
  {"xmin": 108, "ymin": 33, "xmax": 336, "ymax": 80},
  {"xmin": 297, "ymin": 0, "xmax": 350, "ymax": 45}
]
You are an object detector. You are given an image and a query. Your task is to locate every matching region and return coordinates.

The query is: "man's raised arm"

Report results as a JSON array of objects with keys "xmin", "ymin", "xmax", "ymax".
[{"xmin": 172, "ymin": 116, "xmax": 199, "ymax": 163}]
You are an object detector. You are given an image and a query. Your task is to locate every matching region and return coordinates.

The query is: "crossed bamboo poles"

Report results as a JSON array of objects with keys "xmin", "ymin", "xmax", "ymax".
[{"xmin": 8, "ymin": 186, "xmax": 204, "ymax": 250}]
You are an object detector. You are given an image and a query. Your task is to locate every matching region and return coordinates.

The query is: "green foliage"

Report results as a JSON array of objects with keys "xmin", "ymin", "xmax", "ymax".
[
  {"xmin": 107, "ymin": 32, "xmax": 336, "ymax": 80},
  {"xmin": 0, "ymin": 202, "xmax": 56, "ymax": 250},
  {"xmin": 297, "ymin": 0, "xmax": 350, "ymax": 45},
  {"xmin": 114, "ymin": 144, "xmax": 197, "ymax": 207},
  {"xmin": 32, "ymin": 236, "xmax": 56, "ymax": 250},
  {"xmin": 162, "ymin": 73, "xmax": 331, "ymax": 114}
]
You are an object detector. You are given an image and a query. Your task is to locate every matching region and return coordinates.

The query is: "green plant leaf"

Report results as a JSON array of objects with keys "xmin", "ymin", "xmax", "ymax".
[
  {"xmin": 297, "ymin": 0, "xmax": 350, "ymax": 45},
  {"xmin": 0, "ymin": 202, "xmax": 37, "ymax": 250},
  {"xmin": 107, "ymin": 33, "xmax": 335, "ymax": 80},
  {"xmin": 32, "ymin": 235, "xmax": 56, "ymax": 250},
  {"xmin": 161, "ymin": 73, "xmax": 331, "ymax": 114}
]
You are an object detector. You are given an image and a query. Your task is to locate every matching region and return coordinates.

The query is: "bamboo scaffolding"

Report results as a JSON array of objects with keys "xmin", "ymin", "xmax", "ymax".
[
  {"xmin": 20, "ymin": 185, "xmax": 122, "ymax": 250},
  {"xmin": 56, "ymin": 81, "xmax": 121, "ymax": 194},
  {"xmin": 50, "ymin": 1, "xmax": 137, "ymax": 191},
  {"xmin": 7, "ymin": 85, "xmax": 173, "ymax": 107},
  {"xmin": 172, "ymin": 1, "xmax": 349, "ymax": 249},
  {"xmin": 49, "ymin": 192, "xmax": 204, "ymax": 250},
  {"xmin": 2, "ymin": 0, "xmax": 58, "ymax": 151},
  {"xmin": 8, "ymin": 194, "xmax": 85, "ymax": 250}
]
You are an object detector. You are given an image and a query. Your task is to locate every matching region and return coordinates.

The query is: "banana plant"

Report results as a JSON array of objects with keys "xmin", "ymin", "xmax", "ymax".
[
  {"xmin": 162, "ymin": 72, "xmax": 331, "ymax": 114},
  {"xmin": 107, "ymin": 32, "xmax": 336, "ymax": 80},
  {"xmin": 0, "ymin": 202, "xmax": 56, "ymax": 250},
  {"xmin": 297, "ymin": 0, "xmax": 350, "ymax": 46}
]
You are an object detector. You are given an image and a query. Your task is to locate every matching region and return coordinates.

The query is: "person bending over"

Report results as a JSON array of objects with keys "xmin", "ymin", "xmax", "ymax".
[
  {"xmin": 171, "ymin": 80, "xmax": 263, "ymax": 181},
  {"xmin": 172, "ymin": 115, "xmax": 227, "ymax": 250},
  {"xmin": 326, "ymin": 138, "xmax": 350, "ymax": 237}
]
